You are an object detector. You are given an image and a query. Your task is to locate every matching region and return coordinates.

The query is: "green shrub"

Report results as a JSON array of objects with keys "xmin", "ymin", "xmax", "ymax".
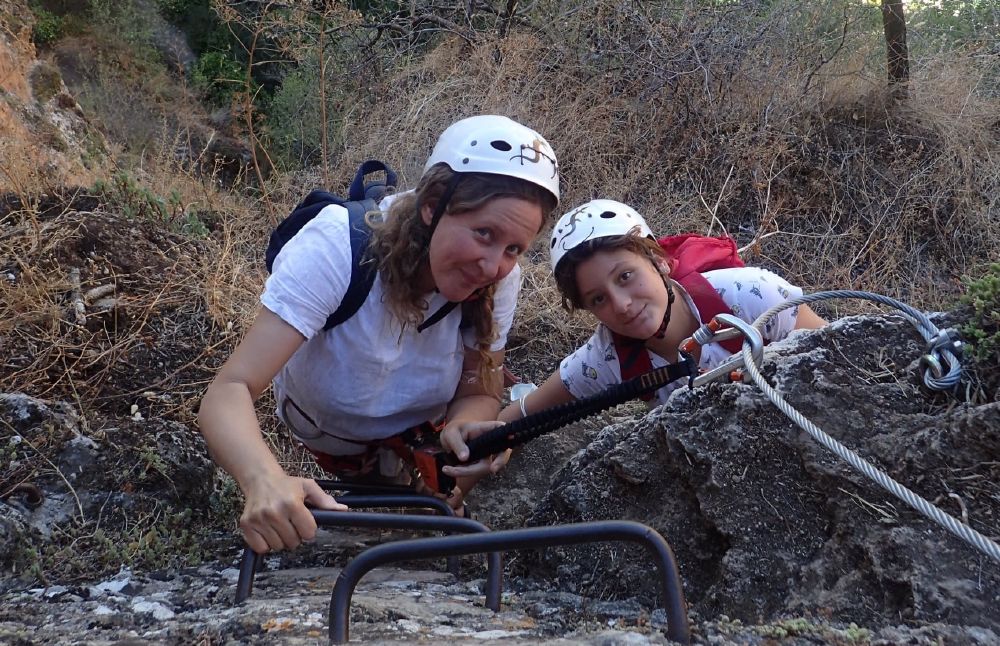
[
  {"xmin": 263, "ymin": 67, "xmax": 326, "ymax": 168},
  {"xmin": 30, "ymin": 6, "xmax": 64, "ymax": 45},
  {"xmin": 155, "ymin": 0, "xmax": 202, "ymax": 20},
  {"xmin": 88, "ymin": 0, "xmax": 154, "ymax": 51},
  {"xmin": 961, "ymin": 263, "xmax": 1000, "ymax": 363},
  {"xmin": 92, "ymin": 173, "xmax": 210, "ymax": 237},
  {"xmin": 191, "ymin": 50, "xmax": 247, "ymax": 107}
]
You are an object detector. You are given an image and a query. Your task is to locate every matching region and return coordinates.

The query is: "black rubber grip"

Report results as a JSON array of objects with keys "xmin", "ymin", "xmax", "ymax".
[{"xmin": 465, "ymin": 356, "xmax": 696, "ymax": 462}]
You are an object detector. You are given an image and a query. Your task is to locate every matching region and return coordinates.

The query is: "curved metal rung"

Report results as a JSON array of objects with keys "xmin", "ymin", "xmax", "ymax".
[
  {"xmin": 335, "ymin": 494, "xmax": 464, "ymax": 575},
  {"xmin": 334, "ymin": 494, "xmax": 454, "ymax": 516},
  {"xmin": 234, "ymin": 511, "xmax": 501, "ymax": 610},
  {"xmin": 329, "ymin": 520, "xmax": 690, "ymax": 645},
  {"xmin": 236, "ymin": 496, "xmax": 466, "ymax": 600},
  {"xmin": 315, "ymin": 479, "xmax": 421, "ymax": 495}
]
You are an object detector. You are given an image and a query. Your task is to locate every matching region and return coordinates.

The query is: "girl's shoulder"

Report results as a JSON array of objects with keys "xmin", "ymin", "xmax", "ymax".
[
  {"xmin": 698, "ymin": 266, "xmax": 803, "ymax": 332},
  {"xmin": 562, "ymin": 325, "xmax": 618, "ymax": 367},
  {"xmin": 558, "ymin": 325, "xmax": 623, "ymax": 398},
  {"xmin": 701, "ymin": 266, "xmax": 793, "ymax": 285}
]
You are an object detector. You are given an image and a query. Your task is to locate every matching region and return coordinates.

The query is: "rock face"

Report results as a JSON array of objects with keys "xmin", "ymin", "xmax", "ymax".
[
  {"xmin": 0, "ymin": 392, "xmax": 220, "ymax": 583},
  {"xmin": 527, "ymin": 314, "xmax": 999, "ymax": 633},
  {"xmin": 0, "ymin": 1, "xmax": 109, "ymax": 189}
]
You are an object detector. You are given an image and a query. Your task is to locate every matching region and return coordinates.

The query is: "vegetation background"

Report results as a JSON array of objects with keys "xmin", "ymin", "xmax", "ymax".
[{"xmin": 1, "ymin": 0, "xmax": 998, "ymax": 584}]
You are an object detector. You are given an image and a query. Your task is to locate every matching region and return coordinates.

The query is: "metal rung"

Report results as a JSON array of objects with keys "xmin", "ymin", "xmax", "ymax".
[
  {"xmin": 334, "ymin": 494, "xmax": 464, "ymax": 575},
  {"xmin": 329, "ymin": 520, "xmax": 689, "ymax": 644},
  {"xmin": 315, "ymin": 479, "xmax": 421, "ymax": 495},
  {"xmin": 234, "ymin": 511, "xmax": 501, "ymax": 609}
]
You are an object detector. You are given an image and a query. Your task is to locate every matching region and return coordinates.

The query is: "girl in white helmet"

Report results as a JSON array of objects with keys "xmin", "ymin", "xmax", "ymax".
[
  {"xmin": 499, "ymin": 199, "xmax": 825, "ymax": 422},
  {"xmin": 199, "ymin": 116, "xmax": 559, "ymax": 554}
]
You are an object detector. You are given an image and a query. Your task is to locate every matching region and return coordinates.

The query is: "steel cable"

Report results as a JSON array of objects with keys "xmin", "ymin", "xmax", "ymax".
[
  {"xmin": 736, "ymin": 291, "xmax": 1000, "ymax": 563},
  {"xmin": 753, "ymin": 290, "xmax": 963, "ymax": 391}
]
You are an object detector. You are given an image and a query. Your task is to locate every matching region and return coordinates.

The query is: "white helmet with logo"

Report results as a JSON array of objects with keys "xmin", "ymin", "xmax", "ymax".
[
  {"xmin": 549, "ymin": 199, "xmax": 653, "ymax": 272},
  {"xmin": 424, "ymin": 115, "xmax": 560, "ymax": 205}
]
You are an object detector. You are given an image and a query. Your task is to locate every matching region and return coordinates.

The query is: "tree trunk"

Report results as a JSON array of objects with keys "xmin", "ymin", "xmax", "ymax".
[{"xmin": 881, "ymin": 0, "xmax": 910, "ymax": 92}]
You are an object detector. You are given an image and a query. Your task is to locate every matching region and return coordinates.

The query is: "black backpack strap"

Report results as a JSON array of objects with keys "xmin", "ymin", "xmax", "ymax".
[
  {"xmin": 417, "ymin": 284, "xmax": 490, "ymax": 332},
  {"xmin": 322, "ymin": 200, "xmax": 378, "ymax": 331},
  {"xmin": 349, "ymin": 160, "xmax": 397, "ymax": 201},
  {"xmin": 265, "ymin": 190, "xmax": 342, "ymax": 273}
]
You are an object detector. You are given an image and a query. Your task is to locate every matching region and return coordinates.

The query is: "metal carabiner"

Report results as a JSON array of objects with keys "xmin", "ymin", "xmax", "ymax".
[{"xmin": 682, "ymin": 314, "xmax": 765, "ymax": 388}]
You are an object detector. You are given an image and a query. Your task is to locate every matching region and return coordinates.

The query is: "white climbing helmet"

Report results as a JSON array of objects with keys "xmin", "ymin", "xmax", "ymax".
[
  {"xmin": 424, "ymin": 115, "xmax": 560, "ymax": 205},
  {"xmin": 549, "ymin": 199, "xmax": 653, "ymax": 272}
]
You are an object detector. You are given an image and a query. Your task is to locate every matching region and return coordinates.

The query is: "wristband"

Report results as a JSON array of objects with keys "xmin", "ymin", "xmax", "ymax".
[{"xmin": 518, "ymin": 391, "xmax": 530, "ymax": 419}]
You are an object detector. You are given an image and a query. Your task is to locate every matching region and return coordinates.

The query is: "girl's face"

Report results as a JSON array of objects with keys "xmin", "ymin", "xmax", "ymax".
[
  {"xmin": 574, "ymin": 248, "xmax": 669, "ymax": 339},
  {"xmin": 422, "ymin": 196, "xmax": 543, "ymax": 302}
]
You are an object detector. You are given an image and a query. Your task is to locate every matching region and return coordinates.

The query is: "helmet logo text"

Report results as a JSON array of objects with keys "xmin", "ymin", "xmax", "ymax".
[
  {"xmin": 512, "ymin": 138, "xmax": 558, "ymax": 178},
  {"xmin": 554, "ymin": 206, "xmax": 592, "ymax": 252}
]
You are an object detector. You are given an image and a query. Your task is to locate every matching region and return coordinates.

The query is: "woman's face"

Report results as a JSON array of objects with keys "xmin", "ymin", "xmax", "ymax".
[
  {"xmin": 574, "ymin": 248, "xmax": 669, "ymax": 339},
  {"xmin": 423, "ymin": 196, "xmax": 543, "ymax": 301}
]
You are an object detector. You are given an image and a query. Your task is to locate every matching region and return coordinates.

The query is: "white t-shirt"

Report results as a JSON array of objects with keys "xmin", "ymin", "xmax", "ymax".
[
  {"xmin": 261, "ymin": 195, "xmax": 520, "ymax": 453},
  {"xmin": 559, "ymin": 267, "xmax": 802, "ymax": 407}
]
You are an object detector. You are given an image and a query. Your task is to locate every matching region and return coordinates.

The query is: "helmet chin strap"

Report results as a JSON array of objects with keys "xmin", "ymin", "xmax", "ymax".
[
  {"xmin": 649, "ymin": 280, "xmax": 675, "ymax": 341},
  {"xmin": 419, "ymin": 173, "xmax": 463, "ymax": 291},
  {"xmin": 428, "ymin": 173, "xmax": 463, "ymax": 234},
  {"xmin": 616, "ymin": 276, "xmax": 674, "ymax": 344}
]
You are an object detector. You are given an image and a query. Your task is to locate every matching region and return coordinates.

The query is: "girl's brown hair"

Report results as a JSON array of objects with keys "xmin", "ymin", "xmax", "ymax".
[
  {"xmin": 368, "ymin": 163, "xmax": 557, "ymax": 386},
  {"xmin": 553, "ymin": 231, "xmax": 668, "ymax": 311}
]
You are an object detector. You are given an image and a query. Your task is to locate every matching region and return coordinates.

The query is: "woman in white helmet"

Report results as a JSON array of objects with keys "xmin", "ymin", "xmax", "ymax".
[
  {"xmin": 199, "ymin": 115, "xmax": 559, "ymax": 554},
  {"xmin": 499, "ymin": 199, "xmax": 825, "ymax": 422}
]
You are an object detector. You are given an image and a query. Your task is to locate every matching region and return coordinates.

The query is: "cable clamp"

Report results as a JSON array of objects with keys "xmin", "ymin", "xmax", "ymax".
[
  {"xmin": 925, "ymin": 328, "xmax": 963, "ymax": 358},
  {"xmin": 920, "ymin": 329, "xmax": 964, "ymax": 381}
]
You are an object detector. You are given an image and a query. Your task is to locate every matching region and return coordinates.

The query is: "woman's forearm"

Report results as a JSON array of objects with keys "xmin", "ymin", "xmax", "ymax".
[
  {"xmin": 198, "ymin": 380, "xmax": 287, "ymax": 494},
  {"xmin": 197, "ymin": 307, "xmax": 306, "ymax": 494},
  {"xmin": 446, "ymin": 393, "xmax": 501, "ymax": 425}
]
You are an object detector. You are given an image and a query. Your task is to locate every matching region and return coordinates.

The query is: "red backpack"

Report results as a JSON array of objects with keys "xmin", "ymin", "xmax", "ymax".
[{"xmin": 612, "ymin": 234, "xmax": 745, "ymax": 398}]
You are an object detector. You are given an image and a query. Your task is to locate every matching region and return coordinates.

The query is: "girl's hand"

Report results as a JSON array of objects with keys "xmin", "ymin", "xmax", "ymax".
[
  {"xmin": 439, "ymin": 419, "xmax": 509, "ymax": 476},
  {"xmin": 412, "ymin": 475, "xmax": 467, "ymax": 513},
  {"xmin": 239, "ymin": 474, "xmax": 348, "ymax": 553}
]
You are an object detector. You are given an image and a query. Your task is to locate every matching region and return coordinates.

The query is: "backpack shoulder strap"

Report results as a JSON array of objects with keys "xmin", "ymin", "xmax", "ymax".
[
  {"xmin": 321, "ymin": 200, "xmax": 378, "ymax": 331},
  {"xmin": 612, "ymin": 270, "xmax": 742, "ymax": 390},
  {"xmin": 265, "ymin": 190, "xmax": 343, "ymax": 273},
  {"xmin": 675, "ymin": 273, "xmax": 742, "ymax": 354},
  {"xmin": 417, "ymin": 301, "xmax": 461, "ymax": 332}
]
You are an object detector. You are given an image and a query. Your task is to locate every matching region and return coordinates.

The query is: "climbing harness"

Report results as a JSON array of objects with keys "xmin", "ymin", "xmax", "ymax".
[{"xmin": 680, "ymin": 290, "xmax": 999, "ymax": 564}]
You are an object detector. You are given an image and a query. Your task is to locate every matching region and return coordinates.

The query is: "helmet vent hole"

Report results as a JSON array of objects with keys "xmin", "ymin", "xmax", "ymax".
[
  {"xmin": 599, "ymin": 211, "xmax": 616, "ymax": 219},
  {"xmin": 550, "ymin": 238, "xmax": 556, "ymax": 248},
  {"xmin": 471, "ymin": 140, "xmax": 477, "ymax": 146},
  {"xmin": 490, "ymin": 140, "xmax": 512, "ymax": 152},
  {"xmin": 462, "ymin": 158, "xmax": 470, "ymax": 164}
]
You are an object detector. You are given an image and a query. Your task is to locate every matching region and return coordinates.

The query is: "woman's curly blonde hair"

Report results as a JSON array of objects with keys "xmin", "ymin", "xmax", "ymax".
[{"xmin": 367, "ymin": 163, "xmax": 558, "ymax": 387}]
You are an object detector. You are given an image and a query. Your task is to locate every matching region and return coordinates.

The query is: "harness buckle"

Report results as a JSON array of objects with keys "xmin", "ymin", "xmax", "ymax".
[{"xmin": 396, "ymin": 421, "xmax": 455, "ymax": 495}]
